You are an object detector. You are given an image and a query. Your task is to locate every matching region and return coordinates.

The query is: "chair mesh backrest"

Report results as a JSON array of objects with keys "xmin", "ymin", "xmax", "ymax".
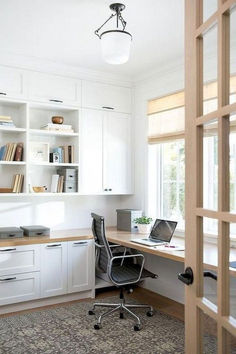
[{"xmin": 91, "ymin": 213, "xmax": 112, "ymax": 272}]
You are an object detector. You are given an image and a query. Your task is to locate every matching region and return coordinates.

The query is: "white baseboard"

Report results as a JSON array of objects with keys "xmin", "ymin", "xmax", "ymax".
[{"xmin": 0, "ymin": 290, "xmax": 94, "ymax": 315}]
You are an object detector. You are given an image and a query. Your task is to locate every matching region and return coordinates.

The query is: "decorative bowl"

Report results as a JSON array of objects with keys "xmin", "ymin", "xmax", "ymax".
[
  {"xmin": 32, "ymin": 186, "xmax": 47, "ymax": 193},
  {"xmin": 52, "ymin": 116, "xmax": 64, "ymax": 124}
]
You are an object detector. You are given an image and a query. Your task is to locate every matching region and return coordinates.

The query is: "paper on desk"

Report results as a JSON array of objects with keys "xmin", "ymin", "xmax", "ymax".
[{"xmin": 152, "ymin": 244, "xmax": 185, "ymax": 251}]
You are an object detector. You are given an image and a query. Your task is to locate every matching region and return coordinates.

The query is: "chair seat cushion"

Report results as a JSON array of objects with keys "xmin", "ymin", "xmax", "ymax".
[{"xmin": 111, "ymin": 264, "xmax": 157, "ymax": 285}]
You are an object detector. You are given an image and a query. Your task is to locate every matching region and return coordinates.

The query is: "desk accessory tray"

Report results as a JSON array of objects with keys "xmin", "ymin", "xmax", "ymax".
[{"xmin": 20, "ymin": 225, "xmax": 50, "ymax": 237}]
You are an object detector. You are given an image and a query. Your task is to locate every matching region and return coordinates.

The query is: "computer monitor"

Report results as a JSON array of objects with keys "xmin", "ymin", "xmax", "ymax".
[{"xmin": 150, "ymin": 219, "xmax": 177, "ymax": 242}]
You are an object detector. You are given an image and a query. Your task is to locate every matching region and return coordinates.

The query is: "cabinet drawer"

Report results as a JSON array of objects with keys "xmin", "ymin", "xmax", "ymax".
[
  {"xmin": 0, "ymin": 245, "xmax": 40, "ymax": 276},
  {"xmin": 82, "ymin": 81, "xmax": 131, "ymax": 113},
  {"xmin": 28, "ymin": 72, "xmax": 81, "ymax": 106},
  {"xmin": 0, "ymin": 272, "xmax": 40, "ymax": 306}
]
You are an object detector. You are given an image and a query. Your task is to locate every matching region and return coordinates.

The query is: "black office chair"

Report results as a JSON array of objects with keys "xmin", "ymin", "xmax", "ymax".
[{"xmin": 88, "ymin": 213, "xmax": 158, "ymax": 331}]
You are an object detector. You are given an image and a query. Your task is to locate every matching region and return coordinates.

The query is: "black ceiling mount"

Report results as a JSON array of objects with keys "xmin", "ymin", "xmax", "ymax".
[
  {"xmin": 110, "ymin": 3, "xmax": 125, "ymax": 13},
  {"xmin": 95, "ymin": 3, "xmax": 129, "ymax": 38}
]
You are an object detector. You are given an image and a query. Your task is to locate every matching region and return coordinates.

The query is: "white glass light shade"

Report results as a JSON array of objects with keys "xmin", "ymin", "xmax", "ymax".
[{"xmin": 100, "ymin": 30, "xmax": 132, "ymax": 65}]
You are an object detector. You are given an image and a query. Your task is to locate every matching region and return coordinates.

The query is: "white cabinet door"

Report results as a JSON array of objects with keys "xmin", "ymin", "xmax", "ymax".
[
  {"xmin": 103, "ymin": 112, "xmax": 132, "ymax": 194},
  {"xmin": 28, "ymin": 72, "xmax": 81, "ymax": 106},
  {"xmin": 82, "ymin": 81, "xmax": 131, "ymax": 113},
  {"xmin": 0, "ymin": 66, "xmax": 26, "ymax": 99},
  {"xmin": 68, "ymin": 240, "xmax": 94, "ymax": 293},
  {"xmin": 0, "ymin": 272, "xmax": 40, "ymax": 306},
  {"xmin": 79, "ymin": 109, "xmax": 103, "ymax": 194},
  {"xmin": 0, "ymin": 245, "xmax": 40, "ymax": 276},
  {"xmin": 40, "ymin": 243, "xmax": 68, "ymax": 298}
]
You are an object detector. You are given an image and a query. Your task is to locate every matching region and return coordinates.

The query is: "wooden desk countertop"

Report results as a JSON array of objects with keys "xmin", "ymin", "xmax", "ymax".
[{"xmin": 0, "ymin": 229, "xmax": 93, "ymax": 247}]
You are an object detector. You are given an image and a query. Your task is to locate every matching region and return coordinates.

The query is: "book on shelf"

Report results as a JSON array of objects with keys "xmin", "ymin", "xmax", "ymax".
[
  {"xmin": 0, "ymin": 142, "xmax": 23, "ymax": 161},
  {"xmin": 51, "ymin": 145, "xmax": 74, "ymax": 163},
  {"xmin": 0, "ymin": 115, "xmax": 15, "ymax": 127},
  {"xmin": 40, "ymin": 123, "xmax": 74, "ymax": 133},
  {"xmin": 12, "ymin": 174, "xmax": 24, "ymax": 193},
  {"xmin": 50, "ymin": 174, "xmax": 64, "ymax": 193}
]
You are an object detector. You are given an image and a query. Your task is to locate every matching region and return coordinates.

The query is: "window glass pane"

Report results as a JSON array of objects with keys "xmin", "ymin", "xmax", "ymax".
[
  {"xmin": 230, "ymin": 224, "xmax": 236, "ymax": 320},
  {"xmin": 230, "ymin": 115, "xmax": 236, "ymax": 212},
  {"xmin": 230, "ymin": 6, "xmax": 236, "ymax": 105},
  {"xmin": 203, "ymin": 120, "xmax": 218, "ymax": 211},
  {"xmin": 203, "ymin": 0, "xmax": 218, "ymax": 23},
  {"xmin": 203, "ymin": 218, "xmax": 218, "ymax": 307},
  {"xmin": 200, "ymin": 309, "xmax": 218, "ymax": 353},
  {"xmin": 148, "ymin": 140, "xmax": 185, "ymax": 231},
  {"xmin": 203, "ymin": 25, "xmax": 218, "ymax": 115}
]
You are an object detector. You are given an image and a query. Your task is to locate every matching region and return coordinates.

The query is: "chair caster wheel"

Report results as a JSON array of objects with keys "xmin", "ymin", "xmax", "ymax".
[
  {"xmin": 134, "ymin": 324, "xmax": 141, "ymax": 331},
  {"xmin": 146, "ymin": 311, "xmax": 153, "ymax": 317},
  {"xmin": 94, "ymin": 324, "xmax": 101, "ymax": 330},
  {"xmin": 120, "ymin": 313, "xmax": 124, "ymax": 319},
  {"xmin": 88, "ymin": 310, "xmax": 95, "ymax": 315}
]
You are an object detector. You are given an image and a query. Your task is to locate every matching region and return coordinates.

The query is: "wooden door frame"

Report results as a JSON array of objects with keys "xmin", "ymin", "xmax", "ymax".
[{"xmin": 185, "ymin": 0, "xmax": 236, "ymax": 353}]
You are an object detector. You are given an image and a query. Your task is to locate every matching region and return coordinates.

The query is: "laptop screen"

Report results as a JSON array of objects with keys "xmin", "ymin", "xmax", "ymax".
[{"xmin": 149, "ymin": 219, "xmax": 177, "ymax": 242}]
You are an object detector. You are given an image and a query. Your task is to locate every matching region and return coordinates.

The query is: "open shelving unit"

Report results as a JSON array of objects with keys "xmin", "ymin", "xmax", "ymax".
[{"xmin": 0, "ymin": 98, "xmax": 80, "ymax": 196}]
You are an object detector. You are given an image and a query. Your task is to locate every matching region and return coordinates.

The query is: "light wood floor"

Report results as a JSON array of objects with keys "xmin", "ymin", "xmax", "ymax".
[{"xmin": 0, "ymin": 287, "xmax": 184, "ymax": 321}]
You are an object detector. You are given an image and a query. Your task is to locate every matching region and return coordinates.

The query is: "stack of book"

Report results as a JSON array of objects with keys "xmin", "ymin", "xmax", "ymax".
[
  {"xmin": 41, "ymin": 123, "xmax": 74, "ymax": 133},
  {"xmin": 12, "ymin": 174, "xmax": 24, "ymax": 193},
  {"xmin": 0, "ymin": 115, "xmax": 15, "ymax": 128},
  {"xmin": 0, "ymin": 143, "xmax": 23, "ymax": 161},
  {"xmin": 50, "ymin": 174, "xmax": 64, "ymax": 193},
  {"xmin": 50, "ymin": 145, "xmax": 74, "ymax": 163}
]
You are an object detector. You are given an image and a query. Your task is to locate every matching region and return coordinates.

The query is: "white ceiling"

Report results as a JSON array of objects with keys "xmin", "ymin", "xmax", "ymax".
[{"xmin": 0, "ymin": 0, "xmax": 184, "ymax": 79}]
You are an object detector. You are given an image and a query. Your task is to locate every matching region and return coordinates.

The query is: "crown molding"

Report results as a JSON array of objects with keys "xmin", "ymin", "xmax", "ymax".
[{"xmin": 0, "ymin": 51, "xmax": 133, "ymax": 88}]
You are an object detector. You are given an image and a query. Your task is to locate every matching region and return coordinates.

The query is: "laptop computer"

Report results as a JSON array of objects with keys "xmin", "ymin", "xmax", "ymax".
[{"xmin": 132, "ymin": 219, "xmax": 177, "ymax": 247}]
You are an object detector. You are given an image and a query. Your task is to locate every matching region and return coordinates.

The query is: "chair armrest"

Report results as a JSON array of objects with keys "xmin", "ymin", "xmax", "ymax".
[{"xmin": 108, "ymin": 254, "xmax": 145, "ymax": 286}]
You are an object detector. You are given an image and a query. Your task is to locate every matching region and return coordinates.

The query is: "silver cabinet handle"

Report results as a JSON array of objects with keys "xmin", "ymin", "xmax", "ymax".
[
  {"xmin": 46, "ymin": 244, "xmax": 61, "ymax": 248},
  {"xmin": 49, "ymin": 99, "xmax": 63, "ymax": 103},
  {"xmin": 73, "ymin": 241, "xmax": 88, "ymax": 246},
  {"xmin": 0, "ymin": 248, "xmax": 16, "ymax": 252},
  {"xmin": 0, "ymin": 92, "xmax": 6, "ymax": 96},
  {"xmin": 0, "ymin": 277, "xmax": 16, "ymax": 281},
  {"xmin": 102, "ymin": 106, "xmax": 114, "ymax": 110}
]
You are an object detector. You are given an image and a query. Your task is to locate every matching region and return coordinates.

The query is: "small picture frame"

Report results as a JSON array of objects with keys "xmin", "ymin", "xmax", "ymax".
[
  {"xmin": 53, "ymin": 152, "xmax": 60, "ymax": 163},
  {"xmin": 30, "ymin": 142, "xmax": 49, "ymax": 163}
]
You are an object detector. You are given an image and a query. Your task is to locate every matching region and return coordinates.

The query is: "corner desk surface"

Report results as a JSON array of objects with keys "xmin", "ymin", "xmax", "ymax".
[{"xmin": 0, "ymin": 227, "xmax": 235, "ymax": 276}]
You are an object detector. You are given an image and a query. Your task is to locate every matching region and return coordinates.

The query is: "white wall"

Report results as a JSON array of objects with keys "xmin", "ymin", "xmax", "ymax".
[{"xmin": 0, "ymin": 195, "xmax": 123, "ymax": 230}]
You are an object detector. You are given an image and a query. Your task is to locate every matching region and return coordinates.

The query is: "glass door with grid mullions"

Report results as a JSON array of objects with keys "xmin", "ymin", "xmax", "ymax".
[{"xmin": 184, "ymin": 0, "xmax": 236, "ymax": 353}]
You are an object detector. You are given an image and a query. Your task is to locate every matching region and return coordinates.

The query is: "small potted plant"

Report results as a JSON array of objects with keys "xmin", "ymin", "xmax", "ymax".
[{"xmin": 133, "ymin": 216, "xmax": 153, "ymax": 234}]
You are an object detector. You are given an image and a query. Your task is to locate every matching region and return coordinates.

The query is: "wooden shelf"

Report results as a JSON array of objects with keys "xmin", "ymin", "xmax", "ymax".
[
  {"xmin": 29, "ymin": 129, "xmax": 78, "ymax": 137},
  {"xmin": 0, "ymin": 161, "xmax": 26, "ymax": 165},
  {"xmin": 30, "ymin": 162, "xmax": 79, "ymax": 167},
  {"xmin": 0, "ymin": 127, "xmax": 26, "ymax": 133}
]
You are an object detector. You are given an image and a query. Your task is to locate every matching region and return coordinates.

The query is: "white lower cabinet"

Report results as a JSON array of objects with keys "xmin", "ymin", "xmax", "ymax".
[
  {"xmin": 68, "ymin": 240, "xmax": 94, "ymax": 293},
  {"xmin": 40, "ymin": 242, "xmax": 68, "ymax": 298},
  {"xmin": 0, "ymin": 272, "xmax": 40, "ymax": 306}
]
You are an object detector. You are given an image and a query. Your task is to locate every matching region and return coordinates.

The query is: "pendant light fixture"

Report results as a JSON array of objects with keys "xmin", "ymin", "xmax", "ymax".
[{"xmin": 95, "ymin": 3, "xmax": 132, "ymax": 65}]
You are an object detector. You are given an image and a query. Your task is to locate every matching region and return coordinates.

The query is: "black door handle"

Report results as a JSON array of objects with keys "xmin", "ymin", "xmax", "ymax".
[
  {"xmin": 49, "ymin": 99, "xmax": 63, "ymax": 103},
  {"xmin": 203, "ymin": 271, "xmax": 217, "ymax": 281},
  {"xmin": 178, "ymin": 267, "xmax": 194, "ymax": 285}
]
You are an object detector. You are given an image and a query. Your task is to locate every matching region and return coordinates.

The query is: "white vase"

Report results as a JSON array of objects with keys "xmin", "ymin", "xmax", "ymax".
[{"xmin": 137, "ymin": 224, "xmax": 151, "ymax": 234}]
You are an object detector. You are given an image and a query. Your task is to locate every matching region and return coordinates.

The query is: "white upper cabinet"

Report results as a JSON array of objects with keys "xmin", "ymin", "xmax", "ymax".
[
  {"xmin": 28, "ymin": 72, "xmax": 81, "ymax": 106},
  {"xmin": 79, "ymin": 109, "xmax": 104, "ymax": 194},
  {"xmin": 0, "ymin": 66, "xmax": 26, "ymax": 99},
  {"xmin": 82, "ymin": 80, "xmax": 132, "ymax": 113},
  {"xmin": 103, "ymin": 112, "xmax": 132, "ymax": 194}
]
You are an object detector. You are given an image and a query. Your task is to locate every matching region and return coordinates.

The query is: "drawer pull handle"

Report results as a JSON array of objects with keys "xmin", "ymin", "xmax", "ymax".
[
  {"xmin": 46, "ymin": 244, "xmax": 61, "ymax": 248},
  {"xmin": 73, "ymin": 241, "xmax": 88, "ymax": 246},
  {"xmin": 36, "ymin": 232, "xmax": 43, "ymax": 235},
  {"xmin": 0, "ymin": 277, "xmax": 16, "ymax": 281},
  {"xmin": 0, "ymin": 248, "xmax": 16, "ymax": 252},
  {"xmin": 9, "ymin": 234, "xmax": 16, "ymax": 237},
  {"xmin": 0, "ymin": 92, "xmax": 7, "ymax": 96},
  {"xmin": 108, "ymin": 189, "xmax": 112, "ymax": 191},
  {"xmin": 49, "ymin": 99, "xmax": 63, "ymax": 103},
  {"xmin": 102, "ymin": 106, "xmax": 114, "ymax": 110}
]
